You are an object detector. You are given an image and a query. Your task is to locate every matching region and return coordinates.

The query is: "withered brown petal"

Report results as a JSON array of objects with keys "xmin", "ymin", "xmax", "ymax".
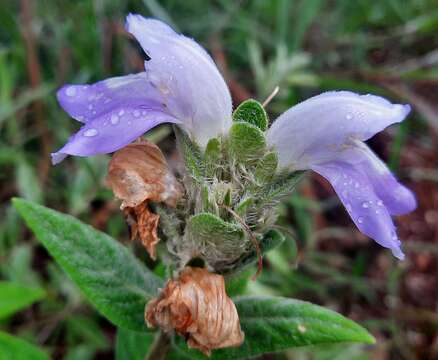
[
  {"xmin": 145, "ymin": 267, "xmax": 245, "ymax": 356},
  {"xmin": 107, "ymin": 140, "xmax": 182, "ymax": 209}
]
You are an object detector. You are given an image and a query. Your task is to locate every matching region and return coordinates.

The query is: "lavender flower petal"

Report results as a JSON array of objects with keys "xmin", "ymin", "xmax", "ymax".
[
  {"xmin": 267, "ymin": 91, "xmax": 411, "ymax": 169},
  {"xmin": 51, "ymin": 108, "xmax": 179, "ymax": 165},
  {"xmin": 56, "ymin": 73, "xmax": 164, "ymax": 123},
  {"xmin": 126, "ymin": 14, "xmax": 232, "ymax": 147},
  {"xmin": 341, "ymin": 141, "xmax": 417, "ymax": 215},
  {"xmin": 313, "ymin": 162, "xmax": 405, "ymax": 260}
]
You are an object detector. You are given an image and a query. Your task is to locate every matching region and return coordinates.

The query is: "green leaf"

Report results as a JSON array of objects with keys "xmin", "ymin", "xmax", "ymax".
[
  {"xmin": 228, "ymin": 122, "xmax": 266, "ymax": 164},
  {"xmin": 0, "ymin": 281, "xmax": 45, "ymax": 319},
  {"xmin": 0, "ymin": 331, "xmax": 50, "ymax": 360},
  {"xmin": 12, "ymin": 198, "xmax": 163, "ymax": 332},
  {"xmin": 171, "ymin": 296, "xmax": 375, "ymax": 359},
  {"xmin": 187, "ymin": 213, "xmax": 244, "ymax": 245},
  {"xmin": 174, "ymin": 126, "xmax": 205, "ymax": 182},
  {"xmin": 115, "ymin": 328, "xmax": 154, "ymax": 360},
  {"xmin": 232, "ymin": 99, "xmax": 268, "ymax": 131}
]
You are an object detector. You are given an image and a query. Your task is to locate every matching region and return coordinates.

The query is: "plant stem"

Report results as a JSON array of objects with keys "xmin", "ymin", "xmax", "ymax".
[{"xmin": 145, "ymin": 331, "xmax": 171, "ymax": 360}]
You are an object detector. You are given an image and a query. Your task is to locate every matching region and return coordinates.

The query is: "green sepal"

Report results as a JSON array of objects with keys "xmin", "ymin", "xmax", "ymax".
[
  {"xmin": 204, "ymin": 137, "xmax": 221, "ymax": 178},
  {"xmin": 220, "ymin": 229, "xmax": 285, "ymax": 274},
  {"xmin": 187, "ymin": 213, "xmax": 244, "ymax": 244},
  {"xmin": 254, "ymin": 151, "xmax": 278, "ymax": 184},
  {"xmin": 257, "ymin": 171, "xmax": 306, "ymax": 209},
  {"xmin": 235, "ymin": 196, "xmax": 254, "ymax": 217},
  {"xmin": 228, "ymin": 122, "xmax": 266, "ymax": 164},
  {"xmin": 225, "ymin": 267, "xmax": 253, "ymax": 297},
  {"xmin": 233, "ymin": 99, "xmax": 268, "ymax": 131},
  {"xmin": 174, "ymin": 126, "xmax": 205, "ymax": 182}
]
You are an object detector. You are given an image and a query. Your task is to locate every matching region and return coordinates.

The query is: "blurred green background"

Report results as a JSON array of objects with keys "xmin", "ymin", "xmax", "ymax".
[{"xmin": 1, "ymin": 0, "xmax": 437, "ymax": 359}]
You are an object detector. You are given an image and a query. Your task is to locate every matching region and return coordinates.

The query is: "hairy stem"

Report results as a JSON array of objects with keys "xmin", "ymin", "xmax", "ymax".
[{"xmin": 145, "ymin": 331, "xmax": 171, "ymax": 360}]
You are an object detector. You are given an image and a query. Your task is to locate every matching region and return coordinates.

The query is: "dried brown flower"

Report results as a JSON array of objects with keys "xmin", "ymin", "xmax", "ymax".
[
  {"xmin": 124, "ymin": 204, "xmax": 160, "ymax": 259},
  {"xmin": 107, "ymin": 140, "xmax": 182, "ymax": 209},
  {"xmin": 145, "ymin": 266, "xmax": 244, "ymax": 355},
  {"xmin": 107, "ymin": 141, "xmax": 182, "ymax": 259}
]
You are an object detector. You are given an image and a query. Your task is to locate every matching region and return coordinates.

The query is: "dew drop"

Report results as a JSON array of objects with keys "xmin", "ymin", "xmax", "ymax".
[
  {"xmin": 142, "ymin": 110, "xmax": 147, "ymax": 116},
  {"xmin": 375, "ymin": 209, "xmax": 380, "ymax": 214},
  {"xmin": 133, "ymin": 110, "xmax": 140, "ymax": 117},
  {"xmin": 357, "ymin": 216, "xmax": 364, "ymax": 224},
  {"xmin": 83, "ymin": 128, "xmax": 98, "ymax": 137},
  {"xmin": 76, "ymin": 115, "xmax": 85, "ymax": 121},
  {"xmin": 346, "ymin": 113, "xmax": 353, "ymax": 120},
  {"xmin": 377, "ymin": 200, "xmax": 383, "ymax": 206},
  {"xmin": 346, "ymin": 203, "xmax": 352, "ymax": 211},
  {"xmin": 362, "ymin": 202, "xmax": 369, "ymax": 208},
  {"xmin": 118, "ymin": 109, "xmax": 125, "ymax": 116},
  {"xmin": 66, "ymin": 87, "xmax": 77, "ymax": 97},
  {"xmin": 88, "ymin": 104, "xmax": 94, "ymax": 110},
  {"xmin": 110, "ymin": 114, "xmax": 119, "ymax": 125},
  {"xmin": 149, "ymin": 36, "xmax": 160, "ymax": 44}
]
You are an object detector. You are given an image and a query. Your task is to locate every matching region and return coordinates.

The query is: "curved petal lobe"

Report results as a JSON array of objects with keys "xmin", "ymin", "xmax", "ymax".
[
  {"xmin": 57, "ymin": 73, "xmax": 163, "ymax": 123},
  {"xmin": 341, "ymin": 141, "xmax": 417, "ymax": 215},
  {"xmin": 126, "ymin": 14, "xmax": 232, "ymax": 147},
  {"xmin": 313, "ymin": 162, "xmax": 405, "ymax": 259},
  {"xmin": 267, "ymin": 91, "xmax": 411, "ymax": 169},
  {"xmin": 53, "ymin": 73, "xmax": 181, "ymax": 164}
]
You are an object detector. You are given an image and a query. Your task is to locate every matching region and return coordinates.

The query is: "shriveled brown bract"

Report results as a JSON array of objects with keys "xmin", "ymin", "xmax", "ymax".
[
  {"xmin": 145, "ymin": 266, "xmax": 244, "ymax": 355},
  {"xmin": 107, "ymin": 141, "xmax": 182, "ymax": 259}
]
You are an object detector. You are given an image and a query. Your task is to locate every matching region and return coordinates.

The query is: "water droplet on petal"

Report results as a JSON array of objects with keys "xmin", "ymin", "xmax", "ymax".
[
  {"xmin": 346, "ymin": 113, "xmax": 353, "ymax": 120},
  {"xmin": 118, "ymin": 109, "xmax": 125, "ymax": 116},
  {"xmin": 377, "ymin": 200, "xmax": 383, "ymax": 206},
  {"xmin": 88, "ymin": 104, "xmax": 93, "ymax": 110},
  {"xmin": 358, "ymin": 216, "xmax": 364, "ymax": 224},
  {"xmin": 83, "ymin": 128, "xmax": 98, "ymax": 137},
  {"xmin": 66, "ymin": 87, "xmax": 77, "ymax": 97},
  {"xmin": 346, "ymin": 203, "xmax": 352, "ymax": 211},
  {"xmin": 133, "ymin": 110, "xmax": 140, "ymax": 117},
  {"xmin": 362, "ymin": 202, "xmax": 369, "ymax": 208},
  {"xmin": 375, "ymin": 209, "xmax": 380, "ymax": 214},
  {"xmin": 110, "ymin": 114, "xmax": 119, "ymax": 125}
]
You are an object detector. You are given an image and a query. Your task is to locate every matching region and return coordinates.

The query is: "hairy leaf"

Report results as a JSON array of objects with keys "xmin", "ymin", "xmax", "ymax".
[
  {"xmin": 187, "ymin": 213, "xmax": 244, "ymax": 244},
  {"xmin": 174, "ymin": 126, "xmax": 205, "ymax": 182},
  {"xmin": 254, "ymin": 151, "xmax": 278, "ymax": 184},
  {"xmin": 233, "ymin": 99, "xmax": 268, "ymax": 131},
  {"xmin": 170, "ymin": 296, "xmax": 375, "ymax": 359},
  {"xmin": 12, "ymin": 198, "xmax": 163, "ymax": 332},
  {"xmin": 228, "ymin": 122, "xmax": 266, "ymax": 164}
]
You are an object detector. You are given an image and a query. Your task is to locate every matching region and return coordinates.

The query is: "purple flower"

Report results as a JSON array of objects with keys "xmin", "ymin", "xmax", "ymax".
[
  {"xmin": 53, "ymin": 14, "xmax": 232, "ymax": 164},
  {"xmin": 54, "ymin": 15, "xmax": 416, "ymax": 258},
  {"xmin": 266, "ymin": 91, "xmax": 416, "ymax": 259}
]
